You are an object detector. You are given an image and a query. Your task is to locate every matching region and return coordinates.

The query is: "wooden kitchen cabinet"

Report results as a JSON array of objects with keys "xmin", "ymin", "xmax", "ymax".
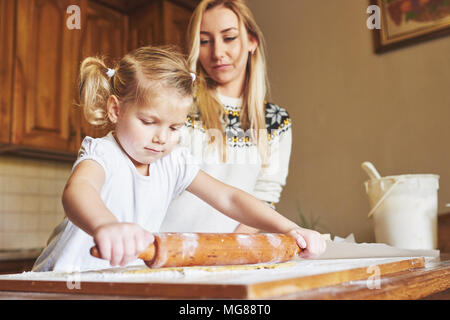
[
  {"xmin": 0, "ymin": 0, "xmax": 199, "ymax": 161},
  {"xmin": 438, "ymin": 212, "xmax": 450, "ymax": 253},
  {"xmin": 11, "ymin": 0, "xmax": 86, "ymax": 158},
  {"xmin": 0, "ymin": 0, "xmax": 15, "ymax": 145},
  {"xmin": 128, "ymin": 0, "xmax": 163, "ymax": 50},
  {"xmin": 128, "ymin": 0, "xmax": 195, "ymax": 52},
  {"xmin": 79, "ymin": 0, "xmax": 128, "ymax": 141},
  {"xmin": 0, "ymin": 0, "xmax": 87, "ymax": 160},
  {"xmin": 162, "ymin": 0, "xmax": 193, "ymax": 53}
]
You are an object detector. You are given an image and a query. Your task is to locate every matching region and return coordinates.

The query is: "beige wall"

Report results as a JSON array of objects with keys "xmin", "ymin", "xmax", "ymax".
[{"xmin": 248, "ymin": 0, "xmax": 450, "ymax": 242}]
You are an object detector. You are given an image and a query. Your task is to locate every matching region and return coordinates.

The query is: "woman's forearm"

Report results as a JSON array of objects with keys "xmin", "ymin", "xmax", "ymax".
[{"xmin": 62, "ymin": 178, "xmax": 117, "ymax": 236}]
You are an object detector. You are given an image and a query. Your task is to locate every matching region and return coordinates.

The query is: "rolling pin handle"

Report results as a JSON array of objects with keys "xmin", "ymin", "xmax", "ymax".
[{"xmin": 90, "ymin": 246, "xmax": 101, "ymax": 258}]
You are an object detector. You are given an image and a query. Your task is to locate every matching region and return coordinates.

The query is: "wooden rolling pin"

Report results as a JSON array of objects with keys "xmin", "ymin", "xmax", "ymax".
[{"xmin": 90, "ymin": 232, "xmax": 301, "ymax": 268}]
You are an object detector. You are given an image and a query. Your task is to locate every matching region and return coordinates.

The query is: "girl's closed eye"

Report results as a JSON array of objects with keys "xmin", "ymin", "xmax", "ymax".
[
  {"xmin": 170, "ymin": 125, "xmax": 183, "ymax": 131},
  {"xmin": 140, "ymin": 119, "xmax": 154, "ymax": 125}
]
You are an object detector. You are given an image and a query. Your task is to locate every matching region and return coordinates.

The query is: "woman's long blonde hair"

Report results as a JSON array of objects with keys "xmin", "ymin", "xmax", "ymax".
[
  {"xmin": 187, "ymin": 0, "xmax": 270, "ymax": 164},
  {"xmin": 79, "ymin": 46, "xmax": 195, "ymax": 127}
]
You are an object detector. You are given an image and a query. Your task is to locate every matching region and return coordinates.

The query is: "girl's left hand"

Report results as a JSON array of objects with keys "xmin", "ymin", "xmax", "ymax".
[{"xmin": 287, "ymin": 228, "xmax": 327, "ymax": 259}]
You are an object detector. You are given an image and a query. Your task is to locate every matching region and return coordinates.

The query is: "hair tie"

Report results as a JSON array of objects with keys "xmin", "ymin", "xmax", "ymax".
[
  {"xmin": 190, "ymin": 72, "xmax": 196, "ymax": 82},
  {"xmin": 106, "ymin": 68, "xmax": 115, "ymax": 78}
]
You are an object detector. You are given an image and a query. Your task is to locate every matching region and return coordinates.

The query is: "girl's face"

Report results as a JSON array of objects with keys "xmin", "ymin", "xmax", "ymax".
[
  {"xmin": 198, "ymin": 5, "xmax": 257, "ymax": 97},
  {"xmin": 108, "ymin": 87, "xmax": 192, "ymax": 174}
]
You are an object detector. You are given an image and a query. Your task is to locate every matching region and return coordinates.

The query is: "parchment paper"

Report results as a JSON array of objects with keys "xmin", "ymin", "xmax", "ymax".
[{"xmin": 313, "ymin": 234, "xmax": 440, "ymax": 260}]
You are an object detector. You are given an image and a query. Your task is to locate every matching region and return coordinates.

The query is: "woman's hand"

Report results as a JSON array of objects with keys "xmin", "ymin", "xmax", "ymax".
[
  {"xmin": 93, "ymin": 223, "xmax": 154, "ymax": 267},
  {"xmin": 287, "ymin": 228, "xmax": 327, "ymax": 259}
]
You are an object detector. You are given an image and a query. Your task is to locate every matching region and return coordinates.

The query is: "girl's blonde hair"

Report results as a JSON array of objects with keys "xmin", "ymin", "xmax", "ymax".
[
  {"xmin": 187, "ymin": 0, "xmax": 270, "ymax": 164},
  {"xmin": 79, "ymin": 46, "xmax": 195, "ymax": 126}
]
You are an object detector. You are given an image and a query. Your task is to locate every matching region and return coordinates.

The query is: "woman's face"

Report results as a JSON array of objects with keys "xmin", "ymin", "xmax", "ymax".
[{"xmin": 198, "ymin": 5, "xmax": 257, "ymax": 97}]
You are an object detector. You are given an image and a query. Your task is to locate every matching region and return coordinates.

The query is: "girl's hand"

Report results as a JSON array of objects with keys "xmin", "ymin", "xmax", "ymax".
[
  {"xmin": 93, "ymin": 223, "xmax": 154, "ymax": 267},
  {"xmin": 287, "ymin": 228, "xmax": 327, "ymax": 259}
]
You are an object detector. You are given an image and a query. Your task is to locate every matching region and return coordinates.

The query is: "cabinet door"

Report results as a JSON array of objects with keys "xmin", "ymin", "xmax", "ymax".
[
  {"xmin": 0, "ymin": 0, "xmax": 15, "ymax": 145},
  {"xmin": 163, "ymin": 0, "xmax": 192, "ymax": 53},
  {"xmin": 79, "ymin": 1, "xmax": 128, "ymax": 140},
  {"xmin": 12, "ymin": 0, "xmax": 86, "ymax": 153},
  {"xmin": 128, "ymin": 0, "xmax": 161, "ymax": 50}
]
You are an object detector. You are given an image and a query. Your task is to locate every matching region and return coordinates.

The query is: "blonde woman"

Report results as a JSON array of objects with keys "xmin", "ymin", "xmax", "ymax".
[{"xmin": 160, "ymin": 0, "xmax": 293, "ymax": 234}]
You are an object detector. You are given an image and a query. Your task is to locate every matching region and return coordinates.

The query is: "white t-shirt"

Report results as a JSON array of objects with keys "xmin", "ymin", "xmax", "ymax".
[
  {"xmin": 159, "ymin": 95, "xmax": 292, "ymax": 232},
  {"xmin": 33, "ymin": 132, "xmax": 199, "ymax": 272}
]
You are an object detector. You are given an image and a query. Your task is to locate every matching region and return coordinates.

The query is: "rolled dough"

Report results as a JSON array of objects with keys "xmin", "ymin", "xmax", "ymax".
[{"xmin": 124, "ymin": 261, "xmax": 296, "ymax": 274}]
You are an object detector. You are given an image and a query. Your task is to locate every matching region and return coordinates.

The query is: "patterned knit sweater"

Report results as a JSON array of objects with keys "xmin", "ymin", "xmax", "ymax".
[{"xmin": 159, "ymin": 94, "xmax": 292, "ymax": 232}]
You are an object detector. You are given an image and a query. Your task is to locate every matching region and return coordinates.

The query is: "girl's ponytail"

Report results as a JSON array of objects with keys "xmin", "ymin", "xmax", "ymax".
[{"xmin": 79, "ymin": 57, "xmax": 114, "ymax": 126}]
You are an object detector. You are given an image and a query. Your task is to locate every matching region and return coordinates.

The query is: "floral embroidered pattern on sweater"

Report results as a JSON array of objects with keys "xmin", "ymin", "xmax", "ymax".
[{"xmin": 185, "ymin": 102, "xmax": 291, "ymax": 147}]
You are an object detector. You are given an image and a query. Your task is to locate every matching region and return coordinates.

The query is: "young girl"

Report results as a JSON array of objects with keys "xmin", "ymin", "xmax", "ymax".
[{"xmin": 32, "ymin": 46, "xmax": 325, "ymax": 272}]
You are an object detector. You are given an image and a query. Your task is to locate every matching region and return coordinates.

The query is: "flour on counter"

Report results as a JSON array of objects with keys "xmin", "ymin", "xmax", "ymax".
[{"xmin": 0, "ymin": 257, "xmax": 427, "ymax": 285}]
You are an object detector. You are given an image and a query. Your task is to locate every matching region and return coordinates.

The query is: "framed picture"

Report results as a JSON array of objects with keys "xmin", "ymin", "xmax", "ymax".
[{"xmin": 371, "ymin": 0, "xmax": 450, "ymax": 53}]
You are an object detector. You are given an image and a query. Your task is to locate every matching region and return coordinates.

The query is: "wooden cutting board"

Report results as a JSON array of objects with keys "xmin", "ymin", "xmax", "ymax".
[{"xmin": 0, "ymin": 257, "xmax": 425, "ymax": 299}]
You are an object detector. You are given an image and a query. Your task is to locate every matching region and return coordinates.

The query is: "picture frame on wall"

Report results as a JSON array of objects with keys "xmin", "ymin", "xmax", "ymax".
[{"xmin": 371, "ymin": 0, "xmax": 450, "ymax": 53}]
